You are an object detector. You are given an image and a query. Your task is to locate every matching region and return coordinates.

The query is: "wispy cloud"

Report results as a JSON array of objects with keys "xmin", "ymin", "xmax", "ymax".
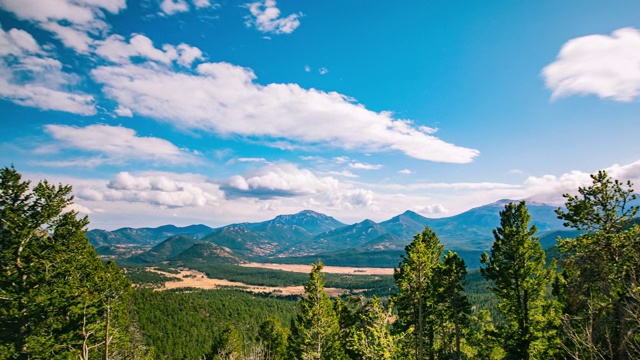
[
  {"xmin": 543, "ymin": 27, "xmax": 640, "ymax": 102},
  {"xmin": 0, "ymin": 26, "xmax": 96, "ymax": 115},
  {"xmin": 399, "ymin": 169, "xmax": 412, "ymax": 174},
  {"xmin": 91, "ymin": 59, "xmax": 479, "ymax": 163},
  {"xmin": 40, "ymin": 124, "xmax": 201, "ymax": 166},
  {"xmin": 245, "ymin": 0, "xmax": 301, "ymax": 34},
  {"xmin": 349, "ymin": 162, "xmax": 383, "ymax": 170}
]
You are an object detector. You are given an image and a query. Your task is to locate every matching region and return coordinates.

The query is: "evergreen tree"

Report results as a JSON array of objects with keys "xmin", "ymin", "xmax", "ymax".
[
  {"xmin": 346, "ymin": 295, "xmax": 398, "ymax": 360},
  {"xmin": 393, "ymin": 227, "xmax": 443, "ymax": 360},
  {"xmin": 435, "ymin": 251, "xmax": 471, "ymax": 359},
  {"xmin": 288, "ymin": 261, "xmax": 343, "ymax": 360},
  {"xmin": 258, "ymin": 317, "xmax": 288, "ymax": 360},
  {"xmin": 0, "ymin": 166, "xmax": 135, "ymax": 359},
  {"xmin": 480, "ymin": 201, "xmax": 558, "ymax": 359},
  {"xmin": 209, "ymin": 324, "xmax": 244, "ymax": 360},
  {"xmin": 555, "ymin": 170, "xmax": 640, "ymax": 359}
]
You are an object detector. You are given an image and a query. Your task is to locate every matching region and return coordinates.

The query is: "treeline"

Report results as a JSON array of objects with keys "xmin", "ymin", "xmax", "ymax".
[
  {"xmin": 3, "ymin": 166, "xmax": 640, "ymax": 359},
  {"xmin": 197, "ymin": 170, "xmax": 640, "ymax": 359}
]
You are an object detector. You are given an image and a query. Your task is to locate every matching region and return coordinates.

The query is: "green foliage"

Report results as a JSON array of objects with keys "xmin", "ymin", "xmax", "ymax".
[
  {"xmin": 555, "ymin": 170, "xmax": 640, "ymax": 359},
  {"xmin": 131, "ymin": 289, "xmax": 297, "ymax": 359},
  {"xmin": 480, "ymin": 201, "xmax": 559, "ymax": 359},
  {"xmin": 123, "ymin": 267, "xmax": 179, "ymax": 288},
  {"xmin": 258, "ymin": 317, "xmax": 289, "ymax": 360},
  {"xmin": 288, "ymin": 261, "xmax": 344, "ymax": 360},
  {"xmin": 392, "ymin": 227, "xmax": 443, "ymax": 359},
  {"xmin": 434, "ymin": 251, "xmax": 472, "ymax": 359},
  {"xmin": 343, "ymin": 295, "xmax": 399, "ymax": 360},
  {"xmin": 0, "ymin": 166, "xmax": 138, "ymax": 359}
]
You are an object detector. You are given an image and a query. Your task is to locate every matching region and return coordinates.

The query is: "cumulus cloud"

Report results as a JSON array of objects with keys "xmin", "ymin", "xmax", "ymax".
[
  {"xmin": 543, "ymin": 27, "xmax": 640, "ymax": 102},
  {"xmin": 219, "ymin": 163, "xmax": 375, "ymax": 209},
  {"xmin": 160, "ymin": 0, "xmax": 189, "ymax": 15},
  {"xmin": 95, "ymin": 34, "xmax": 203, "ymax": 67},
  {"xmin": 42, "ymin": 124, "xmax": 201, "ymax": 165},
  {"xmin": 94, "ymin": 172, "xmax": 221, "ymax": 207},
  {"xmin": 91, "ymin": 61, "xmax": 479, "ymax": 163},
  {"xmin": 221, "ymin": 163, "xmax": 338, "ymax": 199},
  {"xmin": 245, "ymin": 0, "xmax": 301, "ymax": 34},
  {"xmin": 318, "ymin": 67, "xmax": 328, "ymax": 75},
  {"xmin": 524, "ymin": 160, "xmax": 640, "ymax": 204},
  {"xmin": 416, "ymin": 204, "xmax": 447, "ymax": 215},
  {"xmin": 399, "ymin": 169, "xmax": 412, "ymax": 175}
]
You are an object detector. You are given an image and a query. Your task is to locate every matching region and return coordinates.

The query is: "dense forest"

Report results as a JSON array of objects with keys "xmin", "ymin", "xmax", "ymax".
[{"xmin": 2, "ymin": 165, "xmax": 640, "ymax": 359}]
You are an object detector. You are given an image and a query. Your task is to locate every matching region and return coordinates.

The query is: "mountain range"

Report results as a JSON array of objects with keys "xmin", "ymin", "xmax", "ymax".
[{"xmin": 89, "ymin": 199, "xmax": 570, "ymax": 268}]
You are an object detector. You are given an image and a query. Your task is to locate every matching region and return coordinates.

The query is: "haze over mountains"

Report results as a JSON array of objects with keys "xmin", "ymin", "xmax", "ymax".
[{"xmin": 89, "ymin": 199, "xmax": 569, "ymax": 268}]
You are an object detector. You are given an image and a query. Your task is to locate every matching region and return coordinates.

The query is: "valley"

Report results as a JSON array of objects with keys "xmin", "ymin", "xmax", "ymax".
[{"xmin": 145, "ymin": 266, "xmax": 374, "ymax": 296}]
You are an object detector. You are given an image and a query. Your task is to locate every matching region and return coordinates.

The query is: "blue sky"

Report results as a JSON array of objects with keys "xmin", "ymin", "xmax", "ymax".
[{"xmin": 2, "ymin": 0, "xmax": 640, "ymax": 229}]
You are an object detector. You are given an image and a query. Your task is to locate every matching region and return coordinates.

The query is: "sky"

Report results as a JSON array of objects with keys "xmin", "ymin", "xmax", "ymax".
[{"xmin": 2, "ymin": 0, "xmax": 640, "ymax": 230}]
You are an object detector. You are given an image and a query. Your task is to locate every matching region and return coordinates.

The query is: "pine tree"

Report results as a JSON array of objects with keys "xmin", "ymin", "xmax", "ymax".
[
  {"xmin": 480, "ymin": 201, "xmax": 558, "ymax": 359},
  {"xmin": 346, "ymin": 295, "xmax": 398, "ymax": 360},
  {"xmin": 0, "ymin": 166, "xmax": 135, "ymax": 359},
  {"xmin": 435, "ymin": 251, "xmax": 471, "ymax": 359},
  {"xmin": 393, "ymin": 227, "xmax": 443, "ymax": 360},
  {"xmin": 258, "ymin": 317, "xmax": 288, "ymax": 360},
  {"xmin": 555, "ymin": 170, "xmax": 640, "ymax": 359},
  {"xmin": 288, "ymin": 261, "xmax": 343, "ymax": 360}
]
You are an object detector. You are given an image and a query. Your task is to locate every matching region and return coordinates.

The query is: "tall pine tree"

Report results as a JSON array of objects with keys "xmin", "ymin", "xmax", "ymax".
[
  {"xmin": 555, "ymin": 171, "xmax": 640, "ymax": 359},
  {"xmin": 480, "ymin": 201, "xmax": 559, "ymax": 359},
  {"xmin": 393, "ymin": 227, "xmax": 443, "ymax": 360},
  {"xmin": 288, "ymin": 261, "xmax": 343, "ymax": 360}
]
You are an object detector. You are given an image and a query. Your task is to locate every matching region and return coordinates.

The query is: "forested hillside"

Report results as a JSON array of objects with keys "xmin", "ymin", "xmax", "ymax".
[{"xmin": 3, "ymin": 167, "xmax": 640, "ymax": 359}]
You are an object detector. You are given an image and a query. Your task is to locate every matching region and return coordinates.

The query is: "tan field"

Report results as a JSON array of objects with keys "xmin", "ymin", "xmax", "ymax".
[
  {"xmin": 240, "ymin": 262, "xmax": 395, "ymax": 275},
  {"xmin": 145, "ymin": 267, "xmax": 354, "ymax": 296}
]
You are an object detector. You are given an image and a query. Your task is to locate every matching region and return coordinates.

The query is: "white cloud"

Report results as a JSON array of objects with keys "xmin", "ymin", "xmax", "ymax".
[
  {"xmin": 219, "ymin": 163, "xmax": 375, "ymax": 210},
  {"xmin": 524, "ymin": 160, "xmax": 640, "ymax": 204},
  {"xmin": 192, "ymin": 0, "xmax": 212, "ymax": 8},
  {"xmin": 543, "ymin": 27, "xmax": 640, "ymax": 102},
  {"xmin": 304, "ymin": 65, "xmax": 310, "ymax": 72},
  {"xmin": 334, "ymin": 156, "xmax": 350, "ymax": 164},
  {"xmin": 0, "ymin": 27, "xmax": 41, "ymax": 56},
  {"xmin": 416, "ymin": 204, "xmax": 447, "ymax": 215},
  {"xmin": 221, "ymin": 163, "xmax": 338, "ymax": 199},
  {"xmin": 94, "ymin": 34, "xmax": 203, "ymax": 68},
  {"xmin": 42, "ymin": 124, "xmax": 201, "ymax": 165},
  {"xmin": 114, "ymin": 105, "xmax": 133, "ymax": 117},
  {"xmin": 66, "ymin": 202, "xmax": 92, "ymax": 214},
  {"xmin": 0, "ymin": 0, "xmax": 127, "ymax": 52},
  {"xmin": 40, "ymin": 21, "xmax": 94, "ymax": 53},
  {"xmin": 326, "ymin": 170, "xmax": 358, "ymax": 178},
  {"xmin": 0, "ymin": 47, "xmax": 96, "ymax": 115},
  {"xmin": 91, "ymin": 61, "xmax": 479, "ymax": 163},
  {"xmin": 245, "ymin": 0, "xmax": 301, "ymax": 34},
  {"xmin": 160, "ymin": 0, "xmax": 189, "ymax": 15},
  {"xmin": 98, "ymin": 171, "xmax": 221, "ymax": 207},
  {"xmin": 399, "ymin": 169, "xmax": 412, "ymax": 174},
  {"xmin": 349, "ymin": 162, "xmax": 383, "ymax": 170},
  {"xmin": 318, "ymin": 67, "xmax": 328, "ymax": 75},
  {"xmin": 176, "ymin": 43, "xmax": 203, "ymax": 67},
  {"xmin": 238, "ymin": 157, "xmax": 268, "ymax": 163}
]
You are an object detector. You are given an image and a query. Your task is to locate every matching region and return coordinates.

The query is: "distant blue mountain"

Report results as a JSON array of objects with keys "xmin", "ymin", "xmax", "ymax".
[{"xmin": 90, "ymin": 200, "xmax": 568, "ymax": 264}]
